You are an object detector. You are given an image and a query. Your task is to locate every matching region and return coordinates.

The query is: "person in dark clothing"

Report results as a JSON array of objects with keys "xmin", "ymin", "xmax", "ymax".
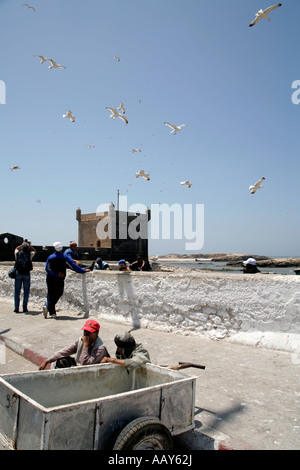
[
  {"xmin": 43, "ymin": 241, "xmax": 91, "ymax": 319},
  {"xmin": 14, "ymin": 241, "xmax": 36, "ymax": 313},
  {"xmin": 129, "ymin": 254, "xmax": 151, "ymax": 271},
  {"xmin": 243, "ymin": 258, "xmax": 261, "ymax": 274}
]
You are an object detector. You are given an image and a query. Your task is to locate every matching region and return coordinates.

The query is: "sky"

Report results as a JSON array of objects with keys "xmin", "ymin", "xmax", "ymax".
[{"xmin": 0, "ymin": 0, "xmax": 300, "ymax": 257}]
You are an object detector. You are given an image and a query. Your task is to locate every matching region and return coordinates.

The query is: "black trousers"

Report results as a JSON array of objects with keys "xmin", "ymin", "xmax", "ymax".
[{"xmin": 46, "ymin": 275, "xmax": 64, "ymax": 315}]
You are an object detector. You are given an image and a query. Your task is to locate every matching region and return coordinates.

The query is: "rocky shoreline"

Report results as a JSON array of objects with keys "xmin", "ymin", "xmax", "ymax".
[
  {"xmin": 151, "ymin": 253, "xmax": 300, "ymax": 268},
  {"xmin": 2, "ymin": 253, "xmax": 300, "ymax": 269}
]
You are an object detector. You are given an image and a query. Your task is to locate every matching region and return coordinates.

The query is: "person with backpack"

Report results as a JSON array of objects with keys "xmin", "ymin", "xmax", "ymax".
[{"xmin": 14, "ymin": 241, "xmax": 36, "ymax": 313}]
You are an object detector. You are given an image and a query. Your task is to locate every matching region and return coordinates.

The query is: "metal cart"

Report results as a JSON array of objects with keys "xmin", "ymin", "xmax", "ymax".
[{"xmin": 0, "ymin": 363, "xmax": 197, "ymax": 450}]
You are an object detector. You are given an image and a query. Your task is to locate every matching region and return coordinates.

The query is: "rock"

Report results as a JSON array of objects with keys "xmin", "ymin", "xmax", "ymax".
[
  {"xmin": 150, "ymin": 254, "xmax": 300, "ymax": 268},
  {"xmin": 227, "ymin": 258, "xmax": 300, "ymax": 268}
]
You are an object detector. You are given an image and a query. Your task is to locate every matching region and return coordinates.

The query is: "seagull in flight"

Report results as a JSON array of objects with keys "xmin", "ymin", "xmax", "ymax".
[
  {"xmin": 35, "ymin": 55, "xmax": 48, "ymax": 63},
  {"xmin": 135, "ymin": 170, "xmax": 150, "ymax": 181},
  {"xmin": 118, "ymin": 102, "xmax": 126, "ymax": 114},
  {"xmin": 249, "ymin": 4, "xmax": 282, "ymax": 27},
  {"xmin": 164, "ymin": 122, "xmax": 187, "ymax": 134},
  {"xmin": 130, "ymin": 148, "xmax": 141, "ymax": 153},
  {"xmin": 113, "ymin": 55, "xmax": 120, "ymax": 62},
  {"xmin": 48, "ymin": 59, "xmax": 66, "ymax": 69},
  {"xmin": 87, "ymin": 143, "xmax": 95, "ymax": 149},
  {"xmin": 10, "ymin": 166, "xmax": 20, "ymax": 171},
  {"xmin": 106, "ymin": 107, "xmax": 128, "ymax": 124},
  {"xmin": 249, "ymin": 177, "xmax": 265, "ymax": 194},
  {"xmin": 181, "ymin": 181, "xmax": 192, "ymax": 188},
  {"xmin": 24, "ymin": 3, "xmax": 35, "ymax": 11},
  {"xmin": 63, "ymin": 110, "xmax": 75, "ymax": 122}
]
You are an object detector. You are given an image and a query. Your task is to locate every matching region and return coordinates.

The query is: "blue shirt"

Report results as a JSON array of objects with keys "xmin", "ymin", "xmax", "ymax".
[
  {"xmin": 45, "ymin": 251, "xmax": 86, "ymax": 278},
  {"xmin": 64, "ymin": 248, "xmax": 78, "ymax": 260}
]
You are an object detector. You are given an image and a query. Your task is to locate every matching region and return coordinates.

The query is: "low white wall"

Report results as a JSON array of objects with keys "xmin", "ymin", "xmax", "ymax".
[{"xmin": 1, "ymin": 267, "xmax": 300, "ymax": 353}]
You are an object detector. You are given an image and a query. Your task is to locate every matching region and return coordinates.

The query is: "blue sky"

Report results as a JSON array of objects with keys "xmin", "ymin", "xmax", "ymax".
[{"xmin": 0, "ymin": 0, "xmax": 299, "ymax": 256}]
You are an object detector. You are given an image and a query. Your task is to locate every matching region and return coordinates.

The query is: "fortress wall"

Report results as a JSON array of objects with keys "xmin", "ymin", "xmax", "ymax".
[{"xmin": 1, "ymin": 267, "xmax": 299, "ymax": 353}]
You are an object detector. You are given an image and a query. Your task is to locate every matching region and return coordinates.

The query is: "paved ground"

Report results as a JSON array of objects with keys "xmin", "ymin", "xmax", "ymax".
[
  {"xmin": 0, "ymin": 299, "xmax": 299, "ymax": 450},
  {"xmin": 0, "ymin": 346, "xmax": 37, "ymax": 374}
]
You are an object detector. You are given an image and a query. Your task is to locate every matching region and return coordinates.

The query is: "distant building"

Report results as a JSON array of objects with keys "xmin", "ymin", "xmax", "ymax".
[
  {"xmin": 76, "ymin": 203, "xmax": 151, "ymax": 262},
  {"xmin": 0, "ymin": 233, "xmax": 57, "ymax": 262},
  {"xmin": 0, "ymin": 233, "xmax": 23, "ymax": 261},
  {"xmin": 0, "ymin": 204, "xmax": 151, "ymax": 263}
]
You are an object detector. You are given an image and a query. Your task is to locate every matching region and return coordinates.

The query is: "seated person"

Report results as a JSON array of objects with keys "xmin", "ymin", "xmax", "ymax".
[
  {"xmin": 94, "ymin": 257, "xmax": 110, "ymax": 270},
  {"xmin": 118, "ymin": 259, "xmax": 130, "ymax": 271},
  {"xmin": 243, "ymin": 258, "xmax": 261, "ymax": 274},
  {"xmin": 38, "ymin": 320, "xmax": 109, "ymax": 369},
  {"xmin": 129, "ymin": 254, "xmax": 151, "ymax": 271},
  {"xmin": 101, "ymin": 331, "xmax": 150, "ymax": 373}
]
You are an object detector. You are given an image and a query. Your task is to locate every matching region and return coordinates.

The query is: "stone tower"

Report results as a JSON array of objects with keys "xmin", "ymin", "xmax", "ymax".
[{"xmin": 76, "ymin": 204, "xmax": 151, "ymax": 261}]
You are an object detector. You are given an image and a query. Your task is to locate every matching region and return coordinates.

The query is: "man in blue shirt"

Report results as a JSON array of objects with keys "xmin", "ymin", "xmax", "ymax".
[
  {"xmin": 64, "ymin": 241, "xmax": 80, "ymax": 262},
  {"xmin": 43, "ymin": 241, "xmax": 91, "ymax": 319},
  {"xmin": 64, "ymin": 241, "xmax": 95, "ymax": 271}
]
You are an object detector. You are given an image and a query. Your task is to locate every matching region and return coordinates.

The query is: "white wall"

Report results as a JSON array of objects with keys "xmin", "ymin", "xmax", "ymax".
[{"xmin": 1, "ymin": 267, "xmax": 300, "ymax": 353}]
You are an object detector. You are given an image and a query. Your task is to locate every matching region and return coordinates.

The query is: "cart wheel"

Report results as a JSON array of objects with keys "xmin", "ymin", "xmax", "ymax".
[{"xmin": 113, "ymin": 416, "xmax": 173, "ymax": 450}]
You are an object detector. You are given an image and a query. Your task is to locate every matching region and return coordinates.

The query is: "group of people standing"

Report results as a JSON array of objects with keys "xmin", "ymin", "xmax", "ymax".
[{"xmin": 12, "ymin": 240, "xmax": 151, "ymax": 318}]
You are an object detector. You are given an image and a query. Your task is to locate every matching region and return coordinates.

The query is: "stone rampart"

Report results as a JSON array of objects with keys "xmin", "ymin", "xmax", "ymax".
[{"xmin": 1, "ymin": 266, "xmax": 299, "ymax": 353}]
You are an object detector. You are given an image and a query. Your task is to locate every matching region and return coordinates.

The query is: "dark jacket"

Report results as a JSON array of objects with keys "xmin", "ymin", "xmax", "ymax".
[{"xmin": 243, "ymin": 264, "xmax": 260, "ymax": 274}]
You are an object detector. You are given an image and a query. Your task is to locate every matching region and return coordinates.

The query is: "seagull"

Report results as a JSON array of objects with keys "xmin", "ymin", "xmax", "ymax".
[
  {"xmin": 113, "ymin": 55, "xmax": 120, "ymax": 62},
  {"xmin": 87, "ymin": 143, "xmax": 95, "ymax": 149},
  {"xmin": 164, "ymin": 122, "xmax": 187, "ymax": 134},
  {"xmin": 24, "ymin": 3, "xmax": 35, "ymax": 10},
  {"xmin": 181, "ymin": 181, "xmax": 192, "ymax": 188},
  {"xmin": 136, "ymin": 99, "xmax": 142, "ymax": 103},
  {"xmin": 118, "ymin": 102, "xmax": 126, "ymax": 114},
  {"xmin": 48, "ymin": 59, "xmax": 66, "ymax": 69},
  {"xmin": 249, "ymin": 4, "xmax": 282, "ymax": 27},
  {"xmin": 106, "ymin": 107, "xmax": 128, "ymax": 124},
  {"xmin": 130, "ymin": 148, "xmax": 141, "ymax": 153},
  {"xmin": 63, "ymin": 110, "xmax": 75, "ymax": 122},
  {"xmin": 249, "ymin": 177, "xmax": 265, "ymax": 194},
  {"xmin": 135, "ymin": 170, "xmax": 150, "ymax": 181},
  {"xmin": 10, "ymin": 166, "xmax": 20, "ymax": 171},
  {"xmin": 35, "ymin": 55, "xmax": 48, "ymax": 63}
]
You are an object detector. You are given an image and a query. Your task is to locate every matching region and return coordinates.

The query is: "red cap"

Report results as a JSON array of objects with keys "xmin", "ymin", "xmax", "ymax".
[{"xmin": 81, "ymin": 320, "xmax": 100, "ymax": 333}]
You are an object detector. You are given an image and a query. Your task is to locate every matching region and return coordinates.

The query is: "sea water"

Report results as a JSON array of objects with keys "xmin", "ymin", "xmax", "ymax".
[{"xmin": 156, "ymin": 260, "xmax": 299, "ymax": 275}]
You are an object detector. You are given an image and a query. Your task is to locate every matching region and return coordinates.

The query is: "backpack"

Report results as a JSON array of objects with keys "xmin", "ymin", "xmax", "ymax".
[{"xmin": 15, "ymin": 250, "xmax": 33, "ymax": 274}]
